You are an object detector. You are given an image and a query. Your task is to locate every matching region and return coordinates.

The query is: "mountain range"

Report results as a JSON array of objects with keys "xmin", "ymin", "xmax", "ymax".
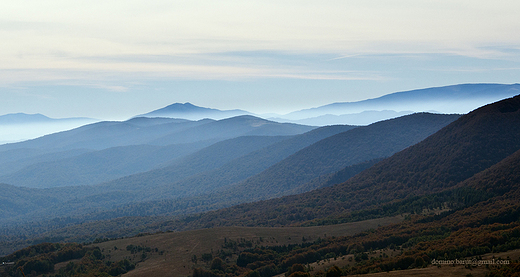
[
  {"xmin": 139, "ymin": 83, "xmax": 520, "ymax": 125},
  {"xmin": 1, "ymin": 84, "xmax": 520, "ymax": 276},
  {"xmin": 2, "ymin": 83, "xmax": 518, "ymax": 145},
  {"xmin": 44, "ymin": 92, "xmax": 520, "ymax": 277}
]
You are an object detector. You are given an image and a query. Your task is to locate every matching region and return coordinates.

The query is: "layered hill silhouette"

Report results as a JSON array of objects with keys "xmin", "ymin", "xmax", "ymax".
[
  {"xmin": 0, "ymin": 116, "xmax": 315, "ymax": 188},
  {"xmin": 160, "ymin": 94, "xmax": 520, "ymax": 229},
  {"xmin": 0, "ymin": 136, "xmax": 289, "ymax": 189},
  {"xmin": 275, "ymin": 110, "xmax": 414, "ymax": 126},
  {"xmin": 0, "ymin": 124, "xmax": 352, "ymax": 225},
  {"xmin": 0, "ymin": 115, "xmax": 313, "ymax": 152},
  {"xmin": 55, "ymin": 113, "xmax": 456, "ymax": 220},
  {"xmin": 94, "ymin": 125, "xmax": 356, "ymax": 196},
  {"xmin": 0, "ymin": 112, "xmax": 459, "ymax": 250}
]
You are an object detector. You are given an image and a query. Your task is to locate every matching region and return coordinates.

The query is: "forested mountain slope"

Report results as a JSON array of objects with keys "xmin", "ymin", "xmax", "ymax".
[
  {"xmin": 209, "ymin": 147, "xmax": 520, "ymax": 277},
  {"xmin": 93, "ymin": 135, "xmax": 292, "ymax": 193},
  {"xmin": 211, "ymin": 113, "xmax": 460, "ymax": 201},
  {"xmin": 0, "ymin": 148, "xmax": 92, "ymax": 176},
  {"xmin": 168, "ymin": 94, "xmax": 520, "ymax": 229}
]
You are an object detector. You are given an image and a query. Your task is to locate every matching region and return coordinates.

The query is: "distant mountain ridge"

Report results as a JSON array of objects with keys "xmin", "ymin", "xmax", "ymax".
[
  {"xmin": 0, "ymin": 113, "xmax": 99, "ymax": 145},
  {"xmin": 0, "ymin": 113, "xmax": 95, "ymax": 125},
  {"xmin": 136, "ymin": 84, "xmax": 520, "ymax": 126},
  {"xmin": 271, "ymin": 110, "xmax": 415, "ymax": 126},
  {"xmin": 283, "ymin": 83, "xmax": 520, "ymax": 120},
  {"xmin": 2, "ymin": 83, "xmax": 517, "ymax": 144},
  {"xmin": 140, "ymin": 102, "xmax": 251, "ymax": 120}
]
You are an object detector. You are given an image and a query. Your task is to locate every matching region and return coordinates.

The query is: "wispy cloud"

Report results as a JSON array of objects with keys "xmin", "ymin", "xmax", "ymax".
[
  {"xmin": 2, "ymin": 1, "xmax": 519, "ymax": 83},
  {"xmin": 0, "ymin": 50, "xmax": 392, "ymax": 85},
  {"xmin": 1, "ymin": 1, "xmax": 520, "ymax": 118}
]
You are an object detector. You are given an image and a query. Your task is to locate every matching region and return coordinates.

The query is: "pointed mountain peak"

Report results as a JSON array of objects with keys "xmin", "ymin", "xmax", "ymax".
[{"xmin": 139, "ymin": 103, "xmax": 252, "ymax": 120}]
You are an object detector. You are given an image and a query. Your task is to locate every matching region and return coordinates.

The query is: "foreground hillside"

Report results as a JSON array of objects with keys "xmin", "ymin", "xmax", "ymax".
[{"xmin": 0, "ymin": 216, "xmax": 403, "ymax": 277}]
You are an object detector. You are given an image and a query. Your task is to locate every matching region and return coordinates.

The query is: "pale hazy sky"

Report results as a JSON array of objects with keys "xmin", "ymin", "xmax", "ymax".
[{"xmin": 1, "ymin": 0, "xmax": 519, "ymax": 119}]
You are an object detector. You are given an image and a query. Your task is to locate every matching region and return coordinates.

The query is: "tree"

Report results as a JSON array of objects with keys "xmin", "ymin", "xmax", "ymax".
[
  {"xmin": 210, "ymin": 257, "xmax": 225, "ymax": 271},
  {"xmin": 286, "ymin": 264, "xmax": 308, "ymax": 277},
  {"xmin": 326, "ymin": 265, "xmax": 342, "ymax": 277},
  {"xmin": 415, "ymin": 256, "xmax": 425, "ymax": 268}
]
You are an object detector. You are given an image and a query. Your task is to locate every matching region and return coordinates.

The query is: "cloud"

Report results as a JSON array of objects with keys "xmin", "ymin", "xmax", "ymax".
[
  {"xmin": 1, "ymin": 0, "xmax": 519, "ymax": 120},
  {"xmin": 3, "ymin": 1, "xmax": 520, "ymax": 61}
]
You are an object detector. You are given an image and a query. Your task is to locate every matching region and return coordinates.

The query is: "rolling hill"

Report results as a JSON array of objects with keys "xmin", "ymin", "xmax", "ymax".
[
  {"xmin": 0, "ymin": 115, "xmax": 313, "ymax": 153},
  {"xmin": 0, "ymin": 117, "xmax": 205, "ymax": 151},
  {"xmin": 0, "ymin": 115, "xmax": 315, "ymax": 188},
  {"xmin": 212, "ymin": 113, "xmax": 460, "ymax": 202}
]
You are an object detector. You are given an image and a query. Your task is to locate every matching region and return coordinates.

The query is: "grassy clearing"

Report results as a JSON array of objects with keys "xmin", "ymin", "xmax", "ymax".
[{"xmin": 92, "ymin": 216, "xmax": 403, "ymax": 277}]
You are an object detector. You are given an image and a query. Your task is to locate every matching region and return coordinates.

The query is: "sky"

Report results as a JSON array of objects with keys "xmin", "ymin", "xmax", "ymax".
[{"xmin": 1, "ymin": 0, "xmax": 520, "ymax": 120}]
